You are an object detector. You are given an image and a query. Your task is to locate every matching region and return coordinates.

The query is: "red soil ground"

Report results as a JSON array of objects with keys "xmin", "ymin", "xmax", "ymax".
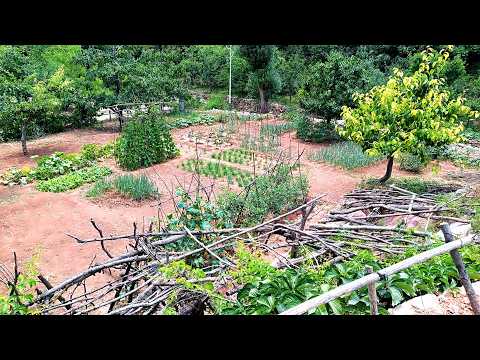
[{"xmin": 0, "ymin": 118, "xmax": 461, "ymax": 289}]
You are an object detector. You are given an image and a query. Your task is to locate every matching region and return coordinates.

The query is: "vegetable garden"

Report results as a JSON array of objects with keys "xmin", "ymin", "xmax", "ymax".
[{"xmin": 1, "ymin": 45, "xmax": 480, "ymax": 315}]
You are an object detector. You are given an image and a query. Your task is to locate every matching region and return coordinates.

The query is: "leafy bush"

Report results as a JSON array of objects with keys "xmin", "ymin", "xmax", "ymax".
[
  {"xmin": 216, "ymin": 164, "xmax": 309, "ymax": 226},
  {"xmin": 296, "ymin": 116, "xmax": 339, "ymax": 143},
  {"xmin": 297, "ymin": 51, "xmax": 384, "ymax": 120},
  {"xmin": 113, "ymin": 174, "xmax": 158, "ymax": 201},
  {"xmin": 36, "ymin": 166, "xmax": 112, "ymax": 192},
  {"xmin": 205, "ymin": 93, "xmax": 228, "ymax": 110},
  {"xmin": 309, "ymin": 141, "xmax": 383, "ymax": 169},
  {"xmin": 162, "ymin": 189, "xmax": 233, "ymax": 267},
  {"xmin": 79, "ymin": 143, "xmax": 113, "ymax": 161},
  {"xmin": 399, "ymin": 153, "xmax": 425, "ymax": 173},
  {"xmin": 114, "ymin": 108, "xmax": 179, "ymax": 170}
]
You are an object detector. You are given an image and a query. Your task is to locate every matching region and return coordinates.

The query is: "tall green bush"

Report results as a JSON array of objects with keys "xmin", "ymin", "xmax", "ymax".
[{"xmin": 114, "ymin": 108, "xmax": 179, "ymax": 170}]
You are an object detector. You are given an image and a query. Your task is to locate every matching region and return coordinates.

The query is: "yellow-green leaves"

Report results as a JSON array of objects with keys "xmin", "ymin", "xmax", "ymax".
[{"xmin": 339, "ymin": 47, "xmax": 475, "ymax": 161}]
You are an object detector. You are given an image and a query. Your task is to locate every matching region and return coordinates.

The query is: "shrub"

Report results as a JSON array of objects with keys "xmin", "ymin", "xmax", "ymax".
[
  {"xmin": 114, "ymin": 108, "xmax": 179, "ymax": 170},
  {"xmin": 296, "ymin": 116, "xmax": 339, "ymax": 143},
  {"xmin": 113, "ymin": 174, "xmax": 158, "ymax": 201},
  {"xmin": 399, "ymin": 153, "xmax": 425, "ymax": 173},
  {"xmin": 309, "ymin": 141, "xmax": 383, "ymax": 169},
  {"xmin": 205, "ymin": 93, "xmax": 228, "ymax": 110},
  {"xmin": 216, "ymin": 164, "xmax": 309, "ymax": 226},
  {"xmin": 36, "ymin": 166, "xmax": 112, "ymax": 192},
  {"xmin": 297, "ymin": 51, "xmax": 384, "ymax": 120}
]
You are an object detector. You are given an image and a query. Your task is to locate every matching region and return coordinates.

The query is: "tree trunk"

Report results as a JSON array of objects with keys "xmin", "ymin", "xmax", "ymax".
[
  {"xmin": 258, "ymin": 87, "xmax": 268, "ymax": 113},
  {"xmin": 179, "ymin": 96, "xmax": 185, "ymax": 113},
  {"xmin": 378, "ymin": 156, "xmax": 394, "ymax": 183},
  {"xmin": 20, "ymin": 123, "xmax": 28, "ymax": 155}
]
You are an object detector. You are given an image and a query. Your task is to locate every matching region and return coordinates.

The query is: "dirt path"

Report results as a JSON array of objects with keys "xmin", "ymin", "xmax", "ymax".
[{"xmin": 0, "ymin": 120, "xmax": 462, "ymax": 288}]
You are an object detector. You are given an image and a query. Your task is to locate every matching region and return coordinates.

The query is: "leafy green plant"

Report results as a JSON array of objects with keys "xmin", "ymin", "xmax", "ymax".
[
  {"xmin": 36, "ymin": 165, "xmax": 112, "ymax": 192},
  {"xmin": 399, "ymin": 153, "xmax": 425, "ymax": 173},
  {"xmin": 113, "ymin": 174, "xmax": 158, "ymax": 201},
  {"xmin": 163, "ymin": 189, "xmax": 232, "ymax": 267},
  {"xmin": 180, "ymin": 159, "xmax": 254, "ymax": 188},
  {"xmin": 205, "ymin": 93, "xmax": 228, "ymax": 110},
  {"xmin": 216, "ymin": 164, "xmax": 309, "ymax": 226},
  {"xmin": 211, "ymin": 148, "xmax": 254, "ymax": 165},
  {"xmin": 0, "ymin": 253, "xmax": 40, "ymax": 315},
  {"xmin": 114, "ymin": 107, "xmax": 179, "ymax": 170},
  {"xmin": 0, "ymin": 166, "xmax": 32, "ymax": 186},
  {"xmin": 309, "ymin": 141, "xmax": 383, "ymax": 169},
  {"xmin": 296, "ymin": 116, "xmax": 339, "ymax": 143}
]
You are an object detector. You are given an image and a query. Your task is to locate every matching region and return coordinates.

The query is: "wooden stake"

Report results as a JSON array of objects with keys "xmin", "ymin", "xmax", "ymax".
[
  {"xmin": 440, "ymin": 223, "xmax": 480, "ymax": 315},
  {"xmin": 366, "ymin": 266, "xmax": 378, "ymax": 315}
]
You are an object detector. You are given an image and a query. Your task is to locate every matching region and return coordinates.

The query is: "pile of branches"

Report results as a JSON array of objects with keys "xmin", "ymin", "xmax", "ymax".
[
  {"xmin": 6, "ymin": 155, "xmax": 469, "ymax": 315},
  {"xmin": 270, "ymin": 184, "xmax": 470, "ymax": 267}
]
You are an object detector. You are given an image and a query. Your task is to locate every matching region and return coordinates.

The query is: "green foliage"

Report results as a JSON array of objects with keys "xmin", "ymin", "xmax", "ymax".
[
  {"xmin": 0, "ymin": 166, "xmax": 32, "ymax": 186},
  {"xmin": 228, "ymin": 242, "xmax": 279, "ymax": 285},
  {"xmin": 163, "ymin": 189, "xmax": 232, "ymax": 267},
  {"xmin": 36, "ymin": 165, "xmax": 111, "ymax": 192},
  {"xmin": 29, "ymin": 151, "xmax": 93, "ymax": 181},
  {"xmin": 80, "ymin": 143, "xmax": 113, "ymax": 161},
  {"xmin": 340, "ymin": 47, "xmax": 478, "ymax": 164},
  {"xmin": 239, "ymin": 46, "xmax": 280, "ymax": 112},
  {"xmin": 205, "ymin": 93, "xmax": 228, "ymax": 110},
  {"xmin": 113, "ymin": 174, "xmax": 158, "ymax": 201},
  {"xmin": 211, "ymin": 148, "xmax": 254, "ymax": 165},
  {"xmin": 114, "ymin": 107, "xmax": 179, "ymax": 170},
  {"xmin": 399, "ymin": 153, "xmax": 425, "ymax": 173},
  {"xmin": 361, "ymin": 176, "xmax": 457, "ymax": 195},
  {"xmin": 86, "ymin": 177, "xmax": 113, "ymax": 198},
  {"xmin": 0, "ymin": 46, "xmax": 71, "ymax": 152},
  {"xmin": 168, "ymin": 111, "xmax": 227, "ymax": 128},
  {"xmin": 309, "ymin": 141, "xmax": 384, "ymax": 169},
  {"xmin": 293, "ymin": 110, "xmax": 339, "ymax": 143},
  {"xmin": 259, "ymin": 122, "xmax": 295, "ymax": 137},
  {"xmin": 0, "ymin": 252, "xmax": 40, "ymax": 315},
  {"xmin": 180, "ymin": 159, "xmax": 254, "ymax": 188},
  {"xmin": 298, "ymin": 51, "xmax": 384, "ymax": 120},
  {"xmin": 221, "ymin": 244, "xmax": 480, "ymax": 315},
  {"xmin": 216, "ymin": 164, "xmax": 309, "ymax": 226}
]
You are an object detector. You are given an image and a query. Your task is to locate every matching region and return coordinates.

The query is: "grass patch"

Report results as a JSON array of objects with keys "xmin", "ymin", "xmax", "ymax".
[
  {"xmin": 309, "ymin": 141, "xmax": 383, "ymax": 170},
  {"xmin": 36, "ymin": 166, "xmax": 112, "ymax": 193}
]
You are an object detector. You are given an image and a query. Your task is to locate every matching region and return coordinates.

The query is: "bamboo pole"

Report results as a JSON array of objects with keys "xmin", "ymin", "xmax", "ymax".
[
  {"xmin": 440, "ymin": 223, "xmax": 480, "ymax": 315},
  {"xmin": 280, "ymin": 234, "xmax": 477, "ymax": 315},
  {"xmin": 366, "ymin": 266, "xmax": 378, "ymax": 315}
]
